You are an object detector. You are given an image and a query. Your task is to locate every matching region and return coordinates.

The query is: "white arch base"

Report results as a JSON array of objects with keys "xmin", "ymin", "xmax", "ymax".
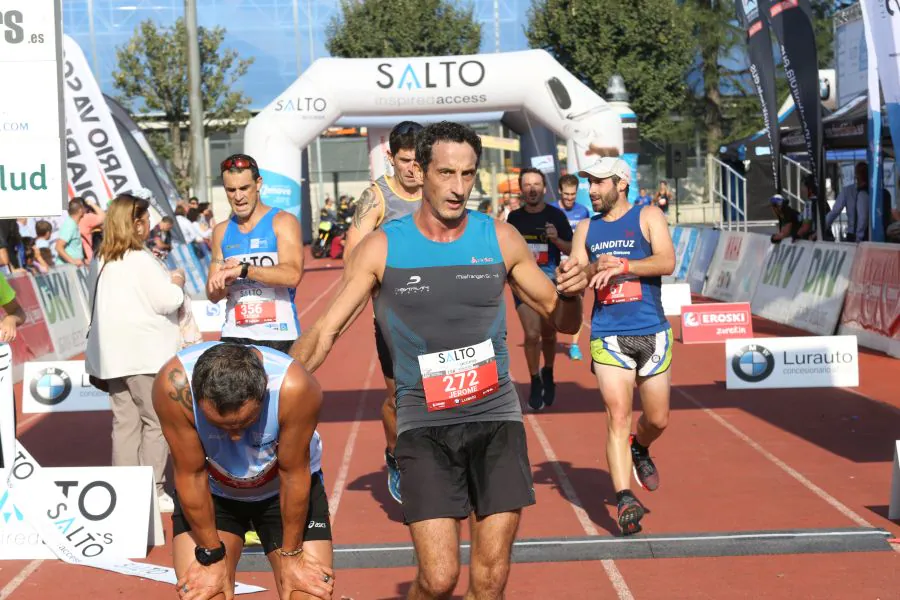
[{"xmin": 244, "ymin": 50, "xmax": 623, "ymax": 219}]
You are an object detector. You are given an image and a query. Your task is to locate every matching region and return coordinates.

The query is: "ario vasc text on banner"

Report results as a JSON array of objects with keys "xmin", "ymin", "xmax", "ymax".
[{"xmin": 725, "ymin": 335, "xmax": 859, "ymax": 390}]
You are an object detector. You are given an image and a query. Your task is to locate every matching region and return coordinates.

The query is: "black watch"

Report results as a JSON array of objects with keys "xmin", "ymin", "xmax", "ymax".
[
  {"xmin": 239, "ymin": 262, "xmax": 250, "ymax": 279},
  {"xmin": 195, "ymin": 542, "xmax": 226, "ymax": 566}
]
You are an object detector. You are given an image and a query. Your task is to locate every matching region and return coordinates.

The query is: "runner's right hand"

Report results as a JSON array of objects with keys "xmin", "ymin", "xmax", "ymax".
[{"xmin": 176, "ymin": 559, "xmax": 233, "ymax": 600}]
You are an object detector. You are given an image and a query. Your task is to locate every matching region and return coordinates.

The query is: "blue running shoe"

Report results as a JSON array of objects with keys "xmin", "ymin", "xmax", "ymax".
[
  {"xmin": 569, "ymin": 345, "xmax": 583, "ymax": 361},
  {"xmin": 385, "ymin": 448, "xmax": 402, "ymax": 504}
]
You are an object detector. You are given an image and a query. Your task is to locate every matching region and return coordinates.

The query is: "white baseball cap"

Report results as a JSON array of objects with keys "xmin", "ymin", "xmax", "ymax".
[{"xmin": 578, "ymin": 157, "xmax": 631, "ymax": 185}]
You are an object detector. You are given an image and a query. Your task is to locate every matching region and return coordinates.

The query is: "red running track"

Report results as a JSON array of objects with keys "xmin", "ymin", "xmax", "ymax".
[{"xmin": 2, "ymin": 256, "xmax": 899, "ymax": 599}]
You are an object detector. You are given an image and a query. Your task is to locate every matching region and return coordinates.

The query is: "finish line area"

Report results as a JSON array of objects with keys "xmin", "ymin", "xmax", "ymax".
[
  {"xmin": 4, "ymin": 259, "xmax": 900, "ymax": 599},
  {"xmin": 238, "ymin": 528, "xmax": 894, "ymax": 570}
]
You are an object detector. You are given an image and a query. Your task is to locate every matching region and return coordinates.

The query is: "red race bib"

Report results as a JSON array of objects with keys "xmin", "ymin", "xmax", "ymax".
[
  {"xmin": 418, "ymin": 340, "xmax": 500, "ymax": 412},
  {"xmin": 596, "ymin": 275, "xmax": 643, "ymax": 305},
  {"xmin": 528, "ymin": 242, "xmax": 550, "ymax": 266},
  {"xmin": 235, "ymin": 300, "xmax": 277, "ymax": 325}
]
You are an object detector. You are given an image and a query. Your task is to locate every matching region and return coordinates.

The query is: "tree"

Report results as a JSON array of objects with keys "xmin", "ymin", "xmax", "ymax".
[
  {"xmin": 113, "ymin": 19, "xmax": 254, "ymax": 195},
  {"xmin": 326, "ymin": 0, "xmax": 481, "ymax": 58},
  {"xmin": 527, "ymin": 0, "xmax": 695, "ymax": 143}
]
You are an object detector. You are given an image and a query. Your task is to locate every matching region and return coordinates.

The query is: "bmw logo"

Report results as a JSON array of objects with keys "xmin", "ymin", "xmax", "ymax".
[
  {"xmin": 732, "ymin": 344, "xmax": 775, "ymax": 383},
  {"xmin": 29, "ymin": 367, "xmax": 73, "ymax": 406}
]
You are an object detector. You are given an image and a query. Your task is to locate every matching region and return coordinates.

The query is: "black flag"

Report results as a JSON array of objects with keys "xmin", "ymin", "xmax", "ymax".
[
  {"xmin": 766, "ymin": 0, "xmax": 827, "ymax": 235},
  {"xmin": 736, "ymin": 0, "xmax": 782, "ymax": 194}
]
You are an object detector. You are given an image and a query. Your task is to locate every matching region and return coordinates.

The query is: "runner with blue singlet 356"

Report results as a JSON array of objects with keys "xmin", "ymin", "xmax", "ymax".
[
  {"xmin": 569, "ymin": 157, "xmax": 676, "ymax": 536},
  {"xmin": 551, "ymin": 173, "xmax": 591, "ymax": 362}
]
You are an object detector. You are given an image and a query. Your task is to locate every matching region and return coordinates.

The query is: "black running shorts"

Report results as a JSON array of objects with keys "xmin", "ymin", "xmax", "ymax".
[
  {"xmin": 171, "ymin": 472, "xmax": 331, "ymax": 554},
  {"xmin": 220, "ymin": 336, "xmax": 294, "ymax": 355},
  {"xmin": 395, "ymin": 421, "xmax": 535, "ymax": 524},
  {"xmin": 373, "ymin": 318, "xmax": 394, "ymax": 379}
]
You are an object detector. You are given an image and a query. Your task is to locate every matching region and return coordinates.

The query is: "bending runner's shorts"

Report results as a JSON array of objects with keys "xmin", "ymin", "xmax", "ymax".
[
  {"xmin": 220, "ymin": 336, "xmax": 293, "ymax": 355},
  {"xmin": 171, "ymin": 471, "xmax": 331, "ymax": 554},
  {"xmin": 590, "ymin": 328, "xmax": 674, "ymax": 378},
  {"xmin": 373, "ymin": 318, "xmax": 394, "ymax": 379},
  {"xmin": 395, "ymin": 421, "xmax": 535, "ymax": 524}
]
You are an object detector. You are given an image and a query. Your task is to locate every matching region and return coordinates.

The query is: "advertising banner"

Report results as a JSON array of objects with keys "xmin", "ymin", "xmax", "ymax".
[
  {"xmin": 860, "ymin": 1, "xmax": 900, "ymax": 162},
  {"xmin": 751, "ymin": 239, "xmax": 811, "ymax": 324},
  {"xmin": 736, "ymin": 0, "xmax": 782, "ymax": 193},
  {"xmin": 681, "ymin": 302, "xmax": 754, "ymax": 344},
  {"xmin": 191, "ymin": 299, "xmax": 226, "ymax": 333},
  {"xmin": 661, "ymin": 283, "xmax": 692, "ymax": 317},
  {"xmin": 687, "ymin": 228, "xmax": 721, "ymax": 295},
  {"xmin": 21, "ymin": 360, "xmax": 108, "ymax": 413},
  {"xmin": 703, "ymin": 232, "xmax": 769, "ymax": 302},
  {"xmin": 839, "ymin": 242, "xmax": 900, "ymax": 357},
  {"xmin": 3, "ymin": 273, "xmax": 54, "ymax": 379},
  {"xmin": 791, "ymin": 242, "xmax": 857, "ymax": 335},
  {"xmin": 673, "ymin": 227, "xmax": 700, "ymax": 281},
  {"xmin": 32, "ymin": 265, "xmax": 90, "ymax": 359},
  {"xmin": 0, "ymin": 345, "xmax": 13, "ymax": 481},
  {"xmin": 0, "ymin": 0, "xmax": 66, "ymax": 218},
  {"xmin": 726, "ymin": 335, "xmax": 859, "ymax": 390},
  {"xmin": 766, "ymin": 0, "xmax": 828, "ymax": 233},
  {"xmin": 61, "ymin": 35, "xmax": 142, "ymax": 202}
]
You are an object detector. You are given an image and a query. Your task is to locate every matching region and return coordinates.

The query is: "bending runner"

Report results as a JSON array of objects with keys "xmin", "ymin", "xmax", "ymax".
[
  {"xmin": 344, "ymin": 121, "xmax": 423, "ymax": 504},
  {"xmin": 154, "ymin": 342, "xmax": 334, "ymax": 600},
  {"xmin": 207, "ymin": 154, "xmax": 304, "ymax": 355},
  {"xmin": 570, "ymin": 157, "xmax": 675, "ymax": 536},
  {"xmin": 507, "ymin": 168, "xmax": 574, "ymax": 410},
  {"xmin": 292, "ymin": 122, "xmax": 587, "ymax": 599},
  {"xmin": 552, "ymin": 173, "xmax": 591, "ymax": 361}
]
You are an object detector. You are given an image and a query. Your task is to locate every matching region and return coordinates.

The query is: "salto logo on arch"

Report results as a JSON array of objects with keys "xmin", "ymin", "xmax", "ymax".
[{"xmin": 376, "ymin": 60, "xmax": 486, "ymax": 91}]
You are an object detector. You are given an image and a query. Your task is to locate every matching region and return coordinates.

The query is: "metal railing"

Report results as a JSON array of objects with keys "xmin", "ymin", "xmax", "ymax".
[
  {"xmin": 780, "ymin": 155, "xmax": 847, "ymax": 239},
  {"xmin": 711, "ymin": 157, "xmax": 748, "ymax": 232}
]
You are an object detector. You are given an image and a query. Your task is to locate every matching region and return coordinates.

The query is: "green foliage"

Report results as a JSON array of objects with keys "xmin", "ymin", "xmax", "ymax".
[
  {"xmin": 113, "ymin": 18, "xmax": 254, "ymax": 195},
  {"xmin": 527, "ymin": 0, "xmax": 695, "ymax": 143},
  {"xmin": 326, "ymin": 0, "xmax": 482, "ymax": 58}
]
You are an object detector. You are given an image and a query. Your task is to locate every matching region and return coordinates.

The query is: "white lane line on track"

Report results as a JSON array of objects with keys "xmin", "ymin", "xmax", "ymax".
[
  {"xmin": 675, "ymin": 387, "xmax": 875, "ymax": 529},
  {"xmin": 0, "ymin": 560, "xmax": 42, "ymax": 600},
  {"xmin": 328, "ymin": 354, "xmax": 378, "ymax": 525},
  {"xmin": 524, "ymin": 413, "xmax": 634, "ymax": 600}
]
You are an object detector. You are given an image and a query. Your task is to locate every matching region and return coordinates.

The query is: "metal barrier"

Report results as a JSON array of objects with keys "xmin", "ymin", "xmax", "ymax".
[{"xmin": 711, "ymin": 157, "xmax": 747, "ymax": 231}]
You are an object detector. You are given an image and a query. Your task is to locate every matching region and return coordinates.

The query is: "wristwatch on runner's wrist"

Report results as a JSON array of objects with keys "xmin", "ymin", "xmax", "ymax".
[
  {"xmin": 239, "ymin": 262, "xmax": 250, "ymax": 279},
  {"xmin": 195, "ymin": 542, "xmax": 226, "ymax": 566}
]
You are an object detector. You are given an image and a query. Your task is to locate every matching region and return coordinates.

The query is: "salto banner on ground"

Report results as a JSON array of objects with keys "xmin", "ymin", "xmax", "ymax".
[
  {"xmin": 0, "ymin": 0, "xmax": 66, "ymax": 218},
  {"xmin": 736, "ymin": 0, "xmax": 782, "ymax": 193}
]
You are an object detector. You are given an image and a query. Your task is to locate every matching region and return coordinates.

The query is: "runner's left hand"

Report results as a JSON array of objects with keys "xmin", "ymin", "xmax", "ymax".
[
  {"xmin": 555, "ymin": 256, "xmax": 587, "ymax": 298},
  {"xmin": 589, "ymin": 255, "xmax": 625, "ymax": 290},
  {"xmin": 279, "ymin": 551, "xmax": 335, "ymax": 600}
]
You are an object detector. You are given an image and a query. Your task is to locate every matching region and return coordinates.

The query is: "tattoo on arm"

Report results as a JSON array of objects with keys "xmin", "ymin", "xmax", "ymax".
[
  {"xmin": 168, "ymin": 368, "xmax": 193, "ymax": 411},
  {"xmin": 352, "ymin": 187, "xmax": 379, "ymax": 229}
]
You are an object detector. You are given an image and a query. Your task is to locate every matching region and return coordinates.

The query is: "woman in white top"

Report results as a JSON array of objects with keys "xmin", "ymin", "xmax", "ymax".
[{"xmin": 85, "ymin": 195, "xmax": 186, "ymax": 513}]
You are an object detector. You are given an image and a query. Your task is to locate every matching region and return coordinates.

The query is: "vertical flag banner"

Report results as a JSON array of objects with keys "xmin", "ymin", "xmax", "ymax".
[
  {"xmin": 766, "ymin": 0, "xmax": 827, "ymax": 234},
  {"xmin": 860, "ymin": 0, "xmax": 900, "ymax": 241},
  {"xmin": 736, "ymin": 0, "xmax": 782, "ymax": 194}
]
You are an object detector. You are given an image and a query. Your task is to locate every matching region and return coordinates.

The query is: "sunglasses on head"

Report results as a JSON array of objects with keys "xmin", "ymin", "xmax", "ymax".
[
  {"xmin": 221, "ymin": 155, "xmax": 258, "ymax": 173},
  {"xmin": 395, "ymin": 123, "xmax": 423, "ymax": 136}
]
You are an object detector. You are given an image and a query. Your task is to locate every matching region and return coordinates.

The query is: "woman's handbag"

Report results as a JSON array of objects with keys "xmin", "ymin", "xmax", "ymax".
[{"xmin": 85, "ymin": 262, "xmax": 110, "ymax": 393}]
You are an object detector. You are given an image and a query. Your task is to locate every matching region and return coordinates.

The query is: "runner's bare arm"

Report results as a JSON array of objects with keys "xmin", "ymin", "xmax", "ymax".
[
  {"xmin": 277, "ymin": 362, "xmax": 321, "ymax": 551},
  {"xmin": 290, "ymin": 232, "xmax": 385, "ymax": 372},
  {"xmin": 570, "ymin": 220, "xmax": 592, "ymax": 274},
  {"xmin": 152, "ymin": 358, "xmax": 220, "ymax": 549},
  {"xmin": 244, "ymin": 211, "xmax": 304, "ymax": 287},
  {"xmin": 206, "ymin": 222, "xmax": 231, "ymax": 303},
  {"xmin": 343, "ymin": 186, "xmax": 384, "ymax": 259},
  {"xmin": 631, "ymin": 206, "xmax": 675, "ymax": 276},
  {"xmin": 498, "ymin": 220, "xmax": 586, "ymax": 334}
]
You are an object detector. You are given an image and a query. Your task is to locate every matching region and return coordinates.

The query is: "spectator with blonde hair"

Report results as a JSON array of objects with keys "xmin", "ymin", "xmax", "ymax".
[{"xmin": 85, "ymin": 193, "xmax": 187, "ymax": 513}]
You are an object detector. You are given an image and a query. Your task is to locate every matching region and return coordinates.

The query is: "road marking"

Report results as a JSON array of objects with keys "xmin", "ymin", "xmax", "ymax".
[{"xmin": 0, "ymin": 560, "xmax": 42, "ymax": 600}]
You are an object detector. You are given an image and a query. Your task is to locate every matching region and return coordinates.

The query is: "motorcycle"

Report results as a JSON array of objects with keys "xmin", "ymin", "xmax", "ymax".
[{"xmin": 311, "ymin": 216, "xmax": 350, "ymax": 258}]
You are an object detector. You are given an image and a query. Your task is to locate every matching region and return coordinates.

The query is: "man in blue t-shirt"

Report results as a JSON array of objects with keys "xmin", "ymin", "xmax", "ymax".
[
  {"xmin": 635, "ymin": 188, "xmax": 653, "ymax": 207},
  {"xmin": 552, "ymin": 174, "xmax": 590, "ymax": 362}
]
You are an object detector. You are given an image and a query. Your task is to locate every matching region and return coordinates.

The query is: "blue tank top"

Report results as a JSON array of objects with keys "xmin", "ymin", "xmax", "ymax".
[
  {"xmin": 551, "ymin": 201, "xmax": 591, "ymax": 231},
  {"xmin": 220, "ymin": 208, "xmax": 300, "ymax": 341},
  {"xmin": 177, "ymin": 341, "xmax": 323, "ymax": 501},
  {"xmin": 586, "ymin": 206, "xmax": 668, "ymax": 338},
  {"xmin": 373, "ymin": 211, "xmax": 521, "ymax": 434}
]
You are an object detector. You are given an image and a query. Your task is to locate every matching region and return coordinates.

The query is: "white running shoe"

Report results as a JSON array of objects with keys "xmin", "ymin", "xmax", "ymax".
[{"xmin": 157, "ymin": 492, "xmax": 175, "ymax": 514}]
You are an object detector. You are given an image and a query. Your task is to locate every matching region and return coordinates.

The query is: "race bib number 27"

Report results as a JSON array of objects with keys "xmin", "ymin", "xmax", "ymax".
[{"xmin": 418, "ymin": 340, "xmax": 499, "ymax": 412}]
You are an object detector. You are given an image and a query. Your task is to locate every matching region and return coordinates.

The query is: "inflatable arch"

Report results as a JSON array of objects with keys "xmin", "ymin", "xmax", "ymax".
[{"xmin": 244, "ymin": 49, "xmax": 624, "ymax": 220}]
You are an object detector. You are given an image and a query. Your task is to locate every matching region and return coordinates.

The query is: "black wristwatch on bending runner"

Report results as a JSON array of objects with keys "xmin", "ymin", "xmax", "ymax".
[
  {"xmin": 238, "ymin": 262, "xmax": 250, "ymax": 280},
  {"xmin": 195, "ymin": 542, "xmax": 227, "ymax": 566}
]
